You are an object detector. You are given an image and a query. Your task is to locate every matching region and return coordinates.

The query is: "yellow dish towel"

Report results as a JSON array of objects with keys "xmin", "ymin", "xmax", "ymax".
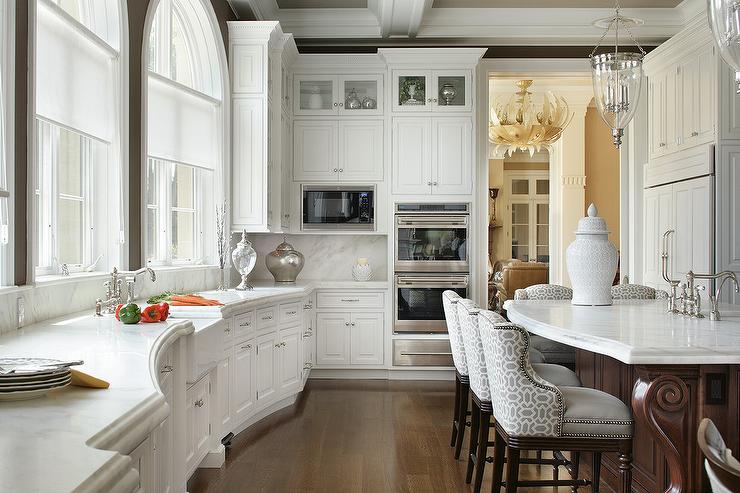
[{"xmin": 70, "ymin": 369, "xmax": 110, "ymax": 389}]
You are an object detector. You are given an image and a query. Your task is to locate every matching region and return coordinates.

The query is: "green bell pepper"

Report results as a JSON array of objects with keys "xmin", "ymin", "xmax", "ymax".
[{"xmin": 118, "ymin": 303, "xmax": 141, "ymax": 324}]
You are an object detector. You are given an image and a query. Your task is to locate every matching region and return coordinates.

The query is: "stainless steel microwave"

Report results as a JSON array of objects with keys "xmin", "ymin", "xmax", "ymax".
[{"xmin": 301, "ymin": 185, "xmax": 375, "ymax": 230}]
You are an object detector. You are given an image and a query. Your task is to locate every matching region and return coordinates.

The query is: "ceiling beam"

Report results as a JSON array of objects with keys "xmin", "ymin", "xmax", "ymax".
[{"xmin": 370, "ymin": 0, "xmax": 433, "ymax": 39}]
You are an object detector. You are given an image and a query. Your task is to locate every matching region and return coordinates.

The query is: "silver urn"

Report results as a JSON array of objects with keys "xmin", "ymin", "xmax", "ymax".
[
  {"xmin": 439, "ymin": 83, "xmax": 457, "ymax": 105},
  {"xmin": 265, "ymin": 237, "xmax": 304, "ymax": 283}
]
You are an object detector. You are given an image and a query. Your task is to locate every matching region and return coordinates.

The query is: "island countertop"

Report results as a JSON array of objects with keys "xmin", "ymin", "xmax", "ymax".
[{"xmin": 503, "ymin": 299, "xmax": 740, "ymax": 364}]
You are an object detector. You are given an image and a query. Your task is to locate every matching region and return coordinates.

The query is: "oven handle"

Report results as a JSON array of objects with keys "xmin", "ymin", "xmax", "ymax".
[
  {"xmin": 396, "ymin": 216, "xmax": 468, "ymax": 226},
  {"xmin": 399, "ymin": 351, "xmax": 453, "ymax": 356},
  {"xmin": 396, "ymin": 282, "xmax": 468, "ymax": 288}
]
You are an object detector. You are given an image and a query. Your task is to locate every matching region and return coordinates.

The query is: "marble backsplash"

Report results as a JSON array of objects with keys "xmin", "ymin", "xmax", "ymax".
[
  {"xmin": 0, "ymin": 267, "xmax": 220, "ymax": 335},
  {"xmin": 238, "ymin": 234, "xmax": 388, "ymax": 282}
]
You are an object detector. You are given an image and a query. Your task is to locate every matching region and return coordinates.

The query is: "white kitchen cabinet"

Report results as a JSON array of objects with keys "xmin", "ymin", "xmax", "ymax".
[
  {"xmin": 217, "ymin": 354, "xmax": 232, "ymax": 434},
  {"xmin": 231, "ymin": 98, "xmax": 266, "ymax": 230},
  {"xmin": 349, "ymin": 312, "xmax": 384, "ymax": 365},
  {"xmin": 129, "ymin": 436, "xmax": 154, "ymax": 493},
  {"xmin": 185, "ymin": 372, "xmax": 211, "ymax": 475},
  {"xmin": 643, "ymin": 184, "xmax": 674, "ymax": 288},
  {"xmin": 391, "ymin": 70, "xmax": 472, "ymax": 113},
  {"xmin": 392, "ymin": 117, "xmax": 472, "ymax": 195},
  {"xmin": 302, "ymin": 297, "xmax": 315, "ymax": 384},
  {"xmin": 315, "ymin": 312, "xmax": 351, "ymax": 365},
  {"xmin": 153, "ymin": 374, "xmax": 174, "ymax": 493},
  {"xmin": 232, "ymin": 340, "xmax": 256, "ymax": 424},
  {"xmin": 281, "ymin": 113, "xmax": 292, "ymax": 230},
  {"xmin": 679, "ymin": 43, "xmax": 715, "ymax": 148},
  {"xmin": 293, "ymin": 120, "xmax": 383, "ymax": 182},
  {"xmin": 294, "ymin": 74, "xmax": 383, "ymax": 116},
  {"xmin": 649, "ymin": 72, "xmax": 666, "ymax": 159},
  {"xmin": 255, "ymin": 332, "xmax": 278, "ymax": 404},
  {"xmin": 278, "ymin": 326, "xmax": 302, "ymax": 394}
]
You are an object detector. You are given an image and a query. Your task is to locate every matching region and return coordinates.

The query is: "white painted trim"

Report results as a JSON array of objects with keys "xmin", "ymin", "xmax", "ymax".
[
  {"xmin": 0, "ymin": 0, "xmax": 15, "ymax": 286},
  {"xmin": 309, "ymin": 368, "xmax": 455, "ymax": 381}
]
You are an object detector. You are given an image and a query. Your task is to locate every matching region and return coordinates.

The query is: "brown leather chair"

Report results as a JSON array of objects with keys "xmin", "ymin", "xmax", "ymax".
[{"xmin": 490, "ymin": 259, "xmax": 548, "ymax": 310}]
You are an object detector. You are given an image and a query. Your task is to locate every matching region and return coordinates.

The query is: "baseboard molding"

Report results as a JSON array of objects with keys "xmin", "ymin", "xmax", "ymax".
[
  {"xmin": 309, "ymin": 368, "xmax": 455, "ymax": 381},
  {"xmin": 229, "ymin": 394, "xmax": 298, "ymax": 438},
  {"xmin": 198, "ymin": 444, "xmax": 225, "ymax": 469}
]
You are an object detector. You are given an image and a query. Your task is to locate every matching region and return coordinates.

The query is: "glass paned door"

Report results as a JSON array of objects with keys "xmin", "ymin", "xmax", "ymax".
[
  {"xmin": 536, "ymin": 203, "xmax": 549, "ymax": 263},
  {"xmin": 432, "ymin": 70, "xmax": 471, "ymax": 111},
  {"xmin": 340, "ymin": 75, "xmax": 382, "ymax": 115},
  {"xmin": 506, "ymin": 173, "xmax": 550, "ymax": 265},
  {"xmin": 294, "ymin": 75, "xmax": 337, "ymax": 115},
  {"xmin": 392, "ymin": 70, "xmax": 430, "ymax": 112},
  {"xmin": 511, "ymin": 203, "xmax": 530, "ymax": 261}
]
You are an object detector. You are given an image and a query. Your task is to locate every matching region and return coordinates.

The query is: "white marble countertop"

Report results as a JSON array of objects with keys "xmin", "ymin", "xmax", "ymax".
[
  {"xmin": 503, "ymin": 299, "xmax": 740, "ymax": 365},
  {"xmin": 168, "ymin": 279, "xmax": 390, "ymax": 319},
  {"xmin": 0, "ymin": 311, "xmax": 219, "ymax": 493}
]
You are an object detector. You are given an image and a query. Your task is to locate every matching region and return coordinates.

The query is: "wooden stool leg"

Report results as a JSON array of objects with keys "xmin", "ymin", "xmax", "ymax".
[
  {"xmin": 473, "ymin": 409, "xmax": 490, "ymax": 493},
  {"xmin": 553, "ymin": 452, "xmax": 559, "ymax": 482},
  {"xmin": 504, "ymin": 447, "xmax": 520, "ymax": 493},
  {"xmin": 592, "ymin": 452, "xmax": 602, "ymax": 493},
  {"xmin": 451, "ymin": 375, "xmax": 460, "ymax": 447},
  {"xmin": 466, "ymin": 399, "xmax": 480, "ymax": 484},
  {"xmin": 617, "ymin": 449, "xmax": 632, "ymax": 493},
  {"xmin": 491, "ymin": 429, "xmax": 505, "ymax": 493},
  {"xmin": 570, "ymin": 451, "xmax": 580, "ymax": 493},
  {"xmin": 454, "ymin": 382, "xmax": 469, "ymax": 459},
  {"xmin": 536, "ymin": 450, "xmax": 542, "ymax": 462}
]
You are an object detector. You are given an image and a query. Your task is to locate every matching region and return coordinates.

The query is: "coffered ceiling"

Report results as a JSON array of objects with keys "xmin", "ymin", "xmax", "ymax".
[{"xmin": 229, "ymin": 0, "xmax": 704, "ymax": 48}]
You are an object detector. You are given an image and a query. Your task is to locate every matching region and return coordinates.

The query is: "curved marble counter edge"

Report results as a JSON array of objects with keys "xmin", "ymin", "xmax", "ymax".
[{"xmin": 77, "ymin": 320, "xmax": 194, "ymax": 493}]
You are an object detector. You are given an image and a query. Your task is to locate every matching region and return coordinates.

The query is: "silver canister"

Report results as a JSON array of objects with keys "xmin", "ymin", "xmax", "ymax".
[{"xmin": 265, "ymin": 237, "xmax": 305, "ymax": 283}]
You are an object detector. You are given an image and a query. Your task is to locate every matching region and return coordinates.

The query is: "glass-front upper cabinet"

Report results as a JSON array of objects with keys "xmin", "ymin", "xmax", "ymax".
[
  {"xmin": 392, "ymin": 70, "xmax": 472, "ymax": 112},
  {"xmin": 294, "ymin": 74, "xmax": 383, "ymax": 116}
]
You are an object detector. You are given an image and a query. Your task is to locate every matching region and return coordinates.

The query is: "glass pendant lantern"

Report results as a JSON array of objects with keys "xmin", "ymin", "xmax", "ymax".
[
  {"xmin": 708, "ymin": 0, "xmax": 740, "ymax": 93},
  {"xmin": 589, "ymin": 2, "xmax": 646, "ymax": 148}
]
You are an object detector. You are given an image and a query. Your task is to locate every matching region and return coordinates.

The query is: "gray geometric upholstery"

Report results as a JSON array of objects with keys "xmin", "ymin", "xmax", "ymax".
[
  {"xmin": 611, "ymin": 283, "xmax": 669, "ymax": 300},
  {"xmin": 512, "ymin": 284, "xmax": 575, "ymax": 366},
  {"xmin": 532, "ymin": 363, "xmax": 582, "ymax": 388},
  {"xmin": 457, "ymin": 299, "xmax": 491, "ymax": 402},
  {"xmin": 478, "ymin": 310, "xmax": 632, "ymax": 439},
  {"xmin": 514, "ymin": 284, "xmax": 573, "ymax": 301},
  {"xmin": 560, "ymin": 387, "xmax": 633, "ymax": 438},
  {"xmin": 442, "ymin": 290, "xmax": 468, "ymax": 376}
]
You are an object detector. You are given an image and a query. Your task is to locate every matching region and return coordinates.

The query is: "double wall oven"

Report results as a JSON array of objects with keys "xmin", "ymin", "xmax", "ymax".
[{"xmin": 393, "ymin": 203, "xmax": 470, "ymax": 335}]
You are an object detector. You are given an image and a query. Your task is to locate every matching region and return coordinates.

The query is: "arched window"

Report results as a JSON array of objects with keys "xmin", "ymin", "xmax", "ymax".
[
  {"xmin": 145, "ymin": 0, "xmax": 225, "ymax": 265},
  {"xmin": 34, "ymin": 0, "xmax": 124, "ymax": 277},
  {"xmin": 0, "ymin": 0, "xmax": 12, "ymax": 286}
]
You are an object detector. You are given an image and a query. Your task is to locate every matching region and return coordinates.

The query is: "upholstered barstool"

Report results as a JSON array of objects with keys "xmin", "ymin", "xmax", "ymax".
[
  {"xmin": 478, "ymin": 309, "xmax": 634, "ymax": 493},
  {"xmin": 698, "ymin": 418, "xmax": 740, "ymax": 493},
  {"xmin": 513, "ymin": 284, "xmax": 576, "ymax": 368},
  {"xmin": 611, "ymin": 283, "xmax": 669, "ymax": 300},
  {"xmin": 442, "ymin": 290, "xmax": 472, "ymax": 459},
  {"xmin": 457, "ymin": 298, "xmax": 582, "ymax": 493}
]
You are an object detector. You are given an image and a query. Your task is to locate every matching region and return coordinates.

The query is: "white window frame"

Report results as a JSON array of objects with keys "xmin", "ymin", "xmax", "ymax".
[
  {"xmin": 144, "ymin": 0, "xmax": 227, "ymax": 267},
  {"xmin": 0, "ymin": 0, "xmax": 14, "ymax": 286},
  {"xmin": 32, "ymin": 0, "xmax": 125, "ymax": 280},
  {"xmin": 504, "ymin": 170, "xmax": 550, "ymax": 264}
]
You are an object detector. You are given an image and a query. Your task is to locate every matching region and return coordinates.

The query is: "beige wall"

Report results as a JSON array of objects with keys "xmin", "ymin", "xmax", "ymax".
[
  {"xmin": 488, "ymin": 159, "xmax": 507, "ymax": 263},
  {"xmin": 584, "ymin": 106, "xmax": 621, "ymax": 245}
]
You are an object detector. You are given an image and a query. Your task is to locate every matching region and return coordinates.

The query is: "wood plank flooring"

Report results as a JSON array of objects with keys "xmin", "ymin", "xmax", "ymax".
[{"xmin": 188, "ymin": 379, "xmax": 573, "ymax": 493}]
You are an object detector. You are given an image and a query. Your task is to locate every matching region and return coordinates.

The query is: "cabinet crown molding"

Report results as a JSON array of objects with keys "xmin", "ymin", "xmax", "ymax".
[
  {"xmin": 643, "ymin": 12, "xmax": 712, "ymax": 75},
  {"xmin": 228, "ymin": 21, "xmax": 282, "ymax": 42},
  {"xmin": 378, "ymin": 47, "xmax": 486, "ymax": 66}
]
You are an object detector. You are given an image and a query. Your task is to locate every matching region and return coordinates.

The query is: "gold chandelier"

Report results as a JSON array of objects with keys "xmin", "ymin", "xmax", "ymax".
[{"xmin": 489, "ymin": 80, "xmax": 573, "ymax": 157}]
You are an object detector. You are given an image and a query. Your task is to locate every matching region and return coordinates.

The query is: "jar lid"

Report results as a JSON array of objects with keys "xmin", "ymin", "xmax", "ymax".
[
  {"xmin": 576, "ymin": 203, "xmax": 610, "ymax": 234},
  {"xmin": 275, "ymin": 236, "xmax": 294, "ymax": 251}
]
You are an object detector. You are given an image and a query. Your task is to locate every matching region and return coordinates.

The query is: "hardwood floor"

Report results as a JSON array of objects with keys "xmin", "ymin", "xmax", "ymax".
[{"xmin": 188, "ymin": 379, "xmax": 573, "ymax": 493}]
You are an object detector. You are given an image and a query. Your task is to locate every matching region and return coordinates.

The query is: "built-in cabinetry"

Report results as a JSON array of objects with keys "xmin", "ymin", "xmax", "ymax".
[
  {"xmin": 185, "ymin": 372, "xmax": 212, "ymax": 477},
  {"xmin": 391, "ymin": 69, "xmax": 472, "ymax": 112},
  {"xmin": 293, "ymin": 74, "xmax": 383, "ymax": 116},
  {"xmin": 315, "ymin": 291, "xmax": 385, "ymax": 367}
]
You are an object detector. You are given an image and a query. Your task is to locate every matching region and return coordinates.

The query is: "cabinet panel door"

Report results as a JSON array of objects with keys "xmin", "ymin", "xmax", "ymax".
[
  {"xmin": 672, "ymin": 176, "xmax": 713, "ymax": 290},
  {"xmin": 338, "ymin": 75, "xmax": 383, "ymax": 116},
  {"xmin": 278, "ymin": 327, "xmax": 302, "ymax": 393},
  {"xmin": 232, "ymin": 99, "xmax": 265, "ymax": 229},
  {"xmin": 432, "ymin": 117, "xmax": 472, "ymax": 195},
  {"xmin": 129, "ymin": 436, "xmax": 153, "ymax": 493},
  {"xmin": 339, "ymin": 120, "xmax": 384, "ymax": 181},
  {"xmin": 680, "ymin": 58, "xmax": 698, "ymax": 146},
  {"xmin": 316, "ymin": 312, "xmax": 351, "ymax": 365},
  {"xmin": 217, "ymin": 354, "xmax": 232, "ymax": 433},
  {"xmin": 350, "ymin": 312, "xmax": 384, "ymax": 365},
  {"xmin": 649, "ymin": 76, "xmax": 665, "ymax": 158},
  {"xmin": 255, "ymin": 333, "xmax": 278, "ymax": 404},
  {"xmin": 696, "ymin": 45, "xmax": 716, "ymax": 143},
  {"xmin": 643, "ymin": 184, "xmax": 673, "ymax": 288},
  {"xmin": 232, "ymin": 341, "xmax": 255, "ymax": 423},
  {"xmin": 293, "ymin": 75, "xmax": 338, "ymax": 116},
  {"xmin": 153, "ymin": 376, "xmax": 173, "ymax": 493},
  {"xmin": 281, "ymin": 114, "xmax": 292, "ymax": 229},
  {"xmin": 192, "ymin": 376, "xmax": 211, "ymax": 461},
  {"xmin": 293, "ymin": 120, "xmax": 339, "ymax": 181},
  {"xmin": 392, "ymin": 118, "xmax": 432, "ymax": 194},
  {"xmin": 665, "ymin": 68, "xmax": 679, "ymax": 153}
]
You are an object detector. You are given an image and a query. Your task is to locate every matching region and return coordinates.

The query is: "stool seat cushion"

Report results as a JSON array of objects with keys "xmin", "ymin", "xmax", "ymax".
[
  {"xmin": 528, "ymin": 348, "xmax": 546, "ymax": 364},
  {"xmin": 532, "ymin": 363, "xmax": 582, "ymax": 387},
  {"xmin": 530, "ymin": 335, "xmax": 575, "ymax": 365},
  {"xmin": 560, "ymin": 387, "xmax": 633, "ymax": 439}
]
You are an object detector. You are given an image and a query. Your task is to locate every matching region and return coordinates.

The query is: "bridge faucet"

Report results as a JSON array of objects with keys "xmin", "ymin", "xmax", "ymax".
[
  {"xmin": 123, "ymin": 267, "xmax": 157, "ymax": 303},
  {"xmin": 95, "ymin": 267, "xmax": 123, "ymax": 316},
  {"xmin": 661, "ymin": 230, "xmax": 681, "ymax": 313},
  {"xmin": 707, "ymin": 272, "xmax": 739, "ymax": 321}
]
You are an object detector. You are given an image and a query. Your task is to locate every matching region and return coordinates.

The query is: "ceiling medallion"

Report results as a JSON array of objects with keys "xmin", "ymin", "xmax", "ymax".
[
  {"xmin": 589, "ymin": 1, "xmax": 646, "ymax": 149},
  {"xmin": 489, "ymin": 79, "xmax": 573, "ymax": 158},
  {"xmin": 708, "ymin": 0, "xmax": 740, "ymax": 94}
]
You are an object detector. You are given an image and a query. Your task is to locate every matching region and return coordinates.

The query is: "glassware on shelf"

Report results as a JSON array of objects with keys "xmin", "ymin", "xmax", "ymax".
[
  {"xmin": 307, "ymin": 85, "xmax": 323, "ymax": 110},
  {"xmin": 346, "ymin": 88, "xmax": 362, "ymax": 109},
  {"xmin": 231, "ymin": 229, "xmax": 257, "ymax": 291},
  {"xmin": 361, "ymin": 97, "xmax": 377, "ymax": 109},
  {"xmin": 439, "ymin": 83, "xmax": 457, "ymax": 105}
]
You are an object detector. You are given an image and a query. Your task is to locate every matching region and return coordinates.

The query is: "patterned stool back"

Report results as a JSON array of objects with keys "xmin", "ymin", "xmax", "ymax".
[
  {"xmin": 514, "ymin": 284, "xmax": 573, "ymax": 301},
  {"xmin": 442, "ymin": 290, "xmax": 468, "ymax": 376},
  {"xmin": 478, "ymin": 309, "xmax": 564, "ymax": 437},
  {"xmin": 457, "ymin": 298, "xmax": 506, "ymax": 402},
  {"xmin": 611, "ymin": 283, "xmax": 669, "ymax": 300}
]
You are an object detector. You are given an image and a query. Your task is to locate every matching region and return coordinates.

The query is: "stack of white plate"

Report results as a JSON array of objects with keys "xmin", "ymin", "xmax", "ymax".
[{"xmin": 0, "ymin": 358, "xmax": 74, "ymax": 401}]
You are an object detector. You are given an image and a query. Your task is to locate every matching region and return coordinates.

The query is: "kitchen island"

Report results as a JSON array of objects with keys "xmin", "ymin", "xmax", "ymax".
[{"xmin": 504, "ymin": 299, "xmax": 740, "ymax": 493}]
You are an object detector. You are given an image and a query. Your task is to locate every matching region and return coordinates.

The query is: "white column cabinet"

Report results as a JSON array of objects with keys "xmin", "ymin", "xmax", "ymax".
[
  {"xmin": 231, "ymin": 340, "xmax": 255, "ymax": 424},
  {"xmin": 392, "ymin": 117, "xmax": 472, "ymax": 195},
  {"xmin": 349, "ymin": 312, "xmax": 384, "ymax": 365}
]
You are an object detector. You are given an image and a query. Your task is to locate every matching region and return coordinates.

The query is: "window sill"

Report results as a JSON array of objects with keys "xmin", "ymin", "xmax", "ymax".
[
  {"xmin": 146, "ymin": 264, "xmax": 220, "ymax": 273},
  {"xmin": 34, "ymin": 271, "xmax": 111, "ymax": 287},
  {"xmin": 0, "ymin": 285, "xmax": 33, "ymax": 297}
]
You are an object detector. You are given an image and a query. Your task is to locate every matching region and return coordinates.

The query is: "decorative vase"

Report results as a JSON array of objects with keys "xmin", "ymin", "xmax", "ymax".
[
  {"xmin": 361, "ymin": 97, "xmax": 376, "ymax": 109},
  {"xmin": 352, "ymin": 258, "xmax": 372, "ymax": 282},
  {"xmin": 265, "ymin": 237, "xmax": 305, "ymax": 283},
  {"xmin": 231, "ymin": 230, "xmax": 257, "ymax": 291},
  {"xmin": 345, "ymin": 88, "xmax": 362, "ymax": 109},
  {"xmin": 439, "ymin": 83, "xmax": 457, "ymax": 105},
  {"xmin": 566, "ymin": 203, "xmax": 618, "ymax": 306},
  {"xmin": 217, "ymin": 267, "xmax": 230, "ymax": 291},
  {"xmin": 307, "ymin": 85, "xmax": 323, "ymax": 110}
]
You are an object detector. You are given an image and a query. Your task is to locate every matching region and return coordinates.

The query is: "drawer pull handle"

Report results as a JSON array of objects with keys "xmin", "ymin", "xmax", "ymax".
[
  {"xmin": 262, "ymin": 315, "xmax": 273, "ymax": 320},
  {"xmin": 241, "ymin": 344, "xmax": 252, "ymax": 350},
  {"xmin": 224, "ymin": 327, "xmax": 231, "ymax": 334},
  {"xmin": 691, "ymin": 131, "xmax": 699, "ymax": 137},
  {"xmin": 303, "ymin": 363, "xmax": 313, "ymax": 370},
  {"xmin": 341, "ymin": 298, "xmax": 360, "ymax": 302},
  {"xmin": 160, "ymin": 365, "xmax": 173, "ymax": 374},
  {"xmin": 239, "ymin": 321, "xmax": 251, "ymax": 327},
  {"xmin": 194, "ymin": 398, "xmax": 204, "ymax": 408},
  {"xmin": 400, "ymin": 351, "xmax": 453, "ymax": 356},
  {"xmin": 286, "ymin": 310, "xmax": 296, "ymax": 315}
]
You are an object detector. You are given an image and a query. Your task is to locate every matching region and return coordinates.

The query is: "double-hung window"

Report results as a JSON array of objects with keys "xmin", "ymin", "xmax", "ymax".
[
  {"xmin": 34, "ymin": 0, "xmax": 123, "ymax": 277},
  {"xmin": 145, "ymin": 0, "xmax": 224, "ymax": 266}
]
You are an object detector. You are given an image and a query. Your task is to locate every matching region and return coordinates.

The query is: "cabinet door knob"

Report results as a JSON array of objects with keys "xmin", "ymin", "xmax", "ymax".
[
  {"xmin": 333, "ymin": 168, "xmax": 338, "ymax": 172},
  {"xmin": 224, "ymin": 327, "xmax": 231, "ymax": 334},
  {"xmin": 339, "ymin": 103, "xmax": 344, "ymax": 107},
  {"xmin": 194, "ymin": 398, "xmax": 204, "ymax": 408},
  {"xmin": 345, "ymin": 322, "xmax": 350, "ymax": 326},
  {"xmin": 333, "ymin": 102, "xmax": 338, "ymax": 107},
  {"xmin": 433, "ymin": 181, "xmax": 438, "ymax": 186},
  {"xmin": 433, "ymin": 98, "xmax": 438, "ymax": 103},
  {"xmin": 351, "ymin": 322, "xmax": 356, "ymax": 326},
  {"xmin": 241, "ymin": 344, "xmax": 252, "ymax": 350},
  {"xmin": 338, "ymin": 169, "xmax": 344, "ymax": 173},
  {"xmin": 275, "ymin": 343, "xmax": 281, "ymax": 348},
  {"xmin": 427, "ymin": 181, "xmax": 432, "ymax": 186}
]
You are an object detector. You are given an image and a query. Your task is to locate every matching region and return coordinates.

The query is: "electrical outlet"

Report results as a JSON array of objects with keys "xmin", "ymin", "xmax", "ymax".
[{"xmin": 16, "ymin": 297, "xmax": 25, "ymax": 328}]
